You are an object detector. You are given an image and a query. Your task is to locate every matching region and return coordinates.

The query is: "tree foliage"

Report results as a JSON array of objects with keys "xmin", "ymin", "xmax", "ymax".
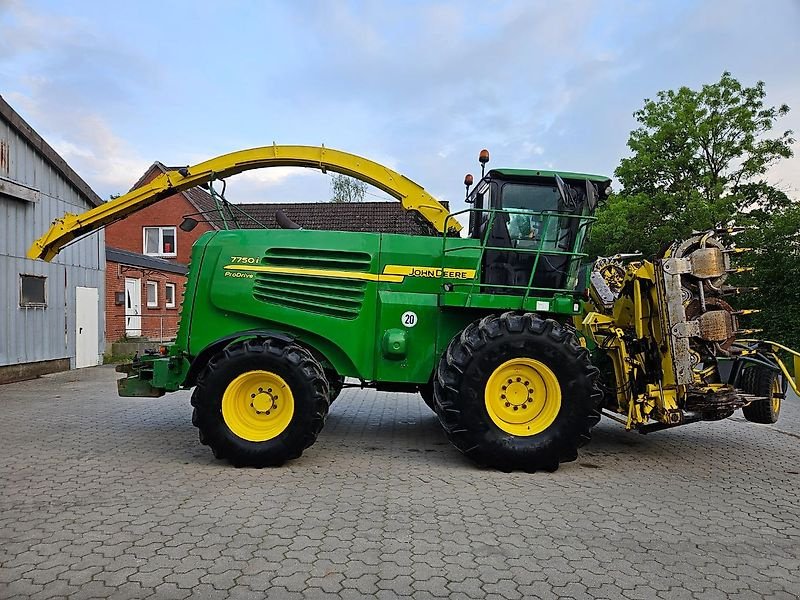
[
  {"xmin": 736, "ymin": 198, "xmax": 800, "ymax": 349},
  {"xmin": 588, "ymin": 73, "xmax": 798, "ymax": 346},
  {"xmin": 330, "ymin": 173, "xmax": 367, "ymax": 203},
  {"xmin": 588, "ymin": 72, "xmax": 794, "ymax": 258}
]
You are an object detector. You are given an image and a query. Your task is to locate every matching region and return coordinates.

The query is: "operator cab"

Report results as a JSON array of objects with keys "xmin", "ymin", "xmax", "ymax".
[{"xmin": 465, "ymin": 161, "xmax": 610, "ymax": 295}]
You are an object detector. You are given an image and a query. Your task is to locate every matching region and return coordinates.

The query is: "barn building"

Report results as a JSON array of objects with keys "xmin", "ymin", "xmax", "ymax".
[{"xmin": 0, "ymin": 95, "xmax": 105, "ymax": 383}]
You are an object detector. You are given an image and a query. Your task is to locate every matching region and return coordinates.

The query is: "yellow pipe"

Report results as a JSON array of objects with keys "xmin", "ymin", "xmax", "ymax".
[
  {"xmin": 774, "ymin": 356, "xmax": 800, "ymax": 396},
  {"xmin": 28, "ymin": 145, "xmax": 458, "ymax": 262}
]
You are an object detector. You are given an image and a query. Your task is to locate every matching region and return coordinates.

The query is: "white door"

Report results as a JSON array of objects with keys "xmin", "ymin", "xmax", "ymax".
[
  {"xmin": 75, "ymin": 286, "xmax": 99, "ymax": 368},
  {"xmin": 125, "ymin": 278, "xmax": 142, "ymax": 337}
]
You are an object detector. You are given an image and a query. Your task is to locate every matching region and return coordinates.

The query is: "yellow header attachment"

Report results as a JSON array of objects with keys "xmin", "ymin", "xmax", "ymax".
[{"xmin": 28, "ymin": 144, "xmax": 458, "ymax": 261}]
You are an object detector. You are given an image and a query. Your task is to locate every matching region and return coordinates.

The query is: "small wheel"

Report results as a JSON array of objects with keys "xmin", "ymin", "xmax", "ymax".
[
  {"xmin": 326, "ymin": 370, "xmax": 345, "ymax": 403},
  {"xmin": 433, "ymin": 312, "xmax": 601, "ymax": 472},
  {"xmin": 741, "ymin": 365, "xmax": 784, "ymax": 424},
  {"xmin": 191, "ymin": 337, "xmax": 329, "ymax": 466}
]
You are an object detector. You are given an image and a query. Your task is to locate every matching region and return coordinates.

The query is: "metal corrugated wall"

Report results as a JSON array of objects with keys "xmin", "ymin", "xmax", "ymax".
[{"xmin": 0, "ymin": 118, "xmax": 105, "ymax": 368}]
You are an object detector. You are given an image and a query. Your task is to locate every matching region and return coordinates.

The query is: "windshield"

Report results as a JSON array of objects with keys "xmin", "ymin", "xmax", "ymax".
[
  {"xmin": 502, "ymin": 183, "xmax": 563, "ymax": 244},
  {"xmin": 502, "ymin": 183, "xmax": 560, "ymax": 212}
]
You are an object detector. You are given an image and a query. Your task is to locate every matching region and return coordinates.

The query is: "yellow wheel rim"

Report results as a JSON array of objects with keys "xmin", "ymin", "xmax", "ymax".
[
  {"xmin": 485, "ymin": 358, "xmax": 561, "ymax": 436},
  {"xmin": 772, "ymin": 378, "xmax": 782, "ymax": 415},
  {"xmin": 221, "ymin": 370, "xmax": 294, "ymax": 442}
]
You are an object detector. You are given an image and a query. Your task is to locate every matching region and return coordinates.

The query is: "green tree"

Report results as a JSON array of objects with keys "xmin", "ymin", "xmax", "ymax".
[
  {"xmin": 589, "ymin": 73, "xmax": 798, "ymax": 345},
  {"xmin": 588, "ymin": 72, "xmax": 794, "ymax": 258},
  {"xmin": 330, "ymin": 173, "xmax": 367, "ymax": 203},
  {"xmin": 736, "ymin": 196, "xmax": 800, "ymax": 349}
]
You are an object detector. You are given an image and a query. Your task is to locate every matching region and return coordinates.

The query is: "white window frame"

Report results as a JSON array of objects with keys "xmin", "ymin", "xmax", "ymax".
[
  {"xmin": 165, "ymin": 282, "xmax": 176, "ymax": 308},
  {"xmin": 146, "ymin": 281, "xmax": 159, "ymax": 308},
  {"xmin": 143, "ymin": 226, "xmax": 177, "ymax": 257}
]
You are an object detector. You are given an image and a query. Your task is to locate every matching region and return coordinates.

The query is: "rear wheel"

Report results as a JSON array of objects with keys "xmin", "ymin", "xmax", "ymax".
[
  {"xmin": 741, "ymin": 365, "xmax": 784, "ymax": 424},
  {"xmin": 191, "ymin": 338, "xmax": 329, "ymax": 466},
  {"xmin": 434, "ymin": 312, "xmax": 601, "ymax": 472}
]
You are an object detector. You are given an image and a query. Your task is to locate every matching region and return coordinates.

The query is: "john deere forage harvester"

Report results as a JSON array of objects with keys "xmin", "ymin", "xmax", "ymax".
[{"xmin": 29, "ymin": 145, "xmax": 799, "ymax": 471}]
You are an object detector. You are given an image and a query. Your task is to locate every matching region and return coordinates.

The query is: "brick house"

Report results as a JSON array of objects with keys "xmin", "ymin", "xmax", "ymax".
[
  {"xmin": 104, "ymin": 162, "xmax": 216, "ymax": 343},
  {"xmin": 105, "ymin": 161, "xmax": 443, "ymax": 343},
  {"xmin": 105, "ymin": 248, "xmax": 188, "ymax": 342}
]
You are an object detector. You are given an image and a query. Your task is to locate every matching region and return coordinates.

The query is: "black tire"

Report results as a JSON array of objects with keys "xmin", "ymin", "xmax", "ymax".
[
  {"xmin": 191, "ymin": 337, "xmax": 329, "ymax": 467},
  {"xmin": 419, "ymin": 383, "xmax": 435, "ymax": 411},
  {"xmin": 326, "ymin": 370, "xmax": 345, "ymax": 403},
  {"xmin": 433, "ymin": 312, "xmax": 601, "ymax": 472},
  {"xmin": 741, "ymin": 365, "xmax": 784, "ymax": 424}
]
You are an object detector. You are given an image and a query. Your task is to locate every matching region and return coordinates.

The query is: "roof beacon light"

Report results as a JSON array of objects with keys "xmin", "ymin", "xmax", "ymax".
[
  {"xmin": 479, "ymin": 149, "xmax": 490, "ymax": 177},
  {"xmin": 464, "ymin": 173, "xmax": 474, "ymax": 200}
]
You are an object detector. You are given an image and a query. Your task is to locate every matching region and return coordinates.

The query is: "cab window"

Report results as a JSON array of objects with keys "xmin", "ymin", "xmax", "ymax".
[{"xmin": 502, "ymin": 183, "xmax": 561, "ymax": 245}]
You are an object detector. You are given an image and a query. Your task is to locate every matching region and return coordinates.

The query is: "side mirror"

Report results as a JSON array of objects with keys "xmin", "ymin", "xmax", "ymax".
[
  {"xmin": 555, "ymin": 174, "xmax": 577, "ymax": 210},
  {"xmin": 585, "ymin": 181, "xmax": 598, "ymax": 212}
]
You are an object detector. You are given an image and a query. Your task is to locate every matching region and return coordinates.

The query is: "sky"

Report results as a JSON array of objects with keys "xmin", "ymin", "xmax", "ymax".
[{"xmin": 1, "ymin": 0, "xmax": 798, "ymax": 217}]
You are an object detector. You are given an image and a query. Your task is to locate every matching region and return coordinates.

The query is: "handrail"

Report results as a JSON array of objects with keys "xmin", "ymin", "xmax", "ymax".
[{"xmin": 441, "ymin": 207, "xmax": 595, "ymax": 297}]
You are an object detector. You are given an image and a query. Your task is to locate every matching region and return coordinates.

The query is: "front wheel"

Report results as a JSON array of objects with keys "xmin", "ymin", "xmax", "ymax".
[
  {"xmin": 434, "ymin": 312, "xmax": 601, "ymax": 472},
  {"xmin": 191, "ymin": 338, "xmax": 329, "ymax": 467}
]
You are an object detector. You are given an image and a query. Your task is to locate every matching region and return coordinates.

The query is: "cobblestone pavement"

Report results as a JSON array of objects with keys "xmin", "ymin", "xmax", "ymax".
[{"xmin": 1, "ymin": 365, "xmax": 799, "ymax": 599}]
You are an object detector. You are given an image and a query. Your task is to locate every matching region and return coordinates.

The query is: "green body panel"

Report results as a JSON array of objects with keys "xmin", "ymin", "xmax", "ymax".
[
  {"xmin": 439, "ymin": 291, "xmax": 579, "ymax": 313},
  {"xmin": 190, "ymin": 229, "xmax": 381, "ymax": 379},
  {"xmin": 180, "ymin": 230, "xmax": 526, "ymax": 384}
]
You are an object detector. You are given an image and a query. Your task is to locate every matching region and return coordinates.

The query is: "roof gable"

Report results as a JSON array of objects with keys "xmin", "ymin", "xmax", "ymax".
[
  {"xmin": 0, "ymin": 95, "xmax": 103, "ymax": 207},
  {"xmin": 131, "ymin": 161, "xmax": 221, "ymax": 229}
]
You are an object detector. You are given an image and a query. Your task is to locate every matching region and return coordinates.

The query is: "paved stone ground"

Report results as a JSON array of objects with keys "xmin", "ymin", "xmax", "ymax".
[{"xmin": 1, "ymin": 365, "xmax": 799, "ymax": 600}]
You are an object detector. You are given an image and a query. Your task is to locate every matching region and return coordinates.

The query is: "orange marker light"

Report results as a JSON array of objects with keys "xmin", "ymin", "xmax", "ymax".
[
  {"xmin": 479, "ymin": 149, "xmax": 490, "ymax": 164},
  {"xmin": 464, "ymin": 173, "xmax": 474, "ymax": 186}
]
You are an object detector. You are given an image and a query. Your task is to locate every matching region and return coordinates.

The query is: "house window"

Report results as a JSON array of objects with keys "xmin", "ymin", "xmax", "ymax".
[
  {"xmin": 146, "ymin": 281, "xmax": 159, "ymax": 308},
  {"xmin": 143, "ymin": 227, "xmax": 177, "ymax": 257},
  {"xmin": 20, "ymin": 275, "xmax": 46, "ymax": 307},
  {"xmin": 165, "ymin": 283, "xmax": 176, "ymax": 308}
]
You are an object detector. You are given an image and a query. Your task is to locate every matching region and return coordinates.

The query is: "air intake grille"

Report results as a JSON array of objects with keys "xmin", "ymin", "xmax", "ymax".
[{"xmin": 253, "ymin": 248, "xmax": 371, "ymax": 319}]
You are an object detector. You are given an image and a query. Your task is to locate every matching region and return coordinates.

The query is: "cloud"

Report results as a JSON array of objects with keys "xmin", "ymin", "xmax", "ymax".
[
  {"xmin": 0, "ymin": 3, "xmax": 156, "ymax": 196},
  {"xmin": 225, "ymin": 169, "xmax": 330, "ymax": 204},
  {"xmin": 5, "ymin": 90, "xmax": 150, "ymax": 196},
  {"xmin": 1, "ymin": 0, "xmax": 797, "ymax": 213},
  {"xmin": 236, "ymin": 167, "xmax": 313, "ymax": 186}
]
